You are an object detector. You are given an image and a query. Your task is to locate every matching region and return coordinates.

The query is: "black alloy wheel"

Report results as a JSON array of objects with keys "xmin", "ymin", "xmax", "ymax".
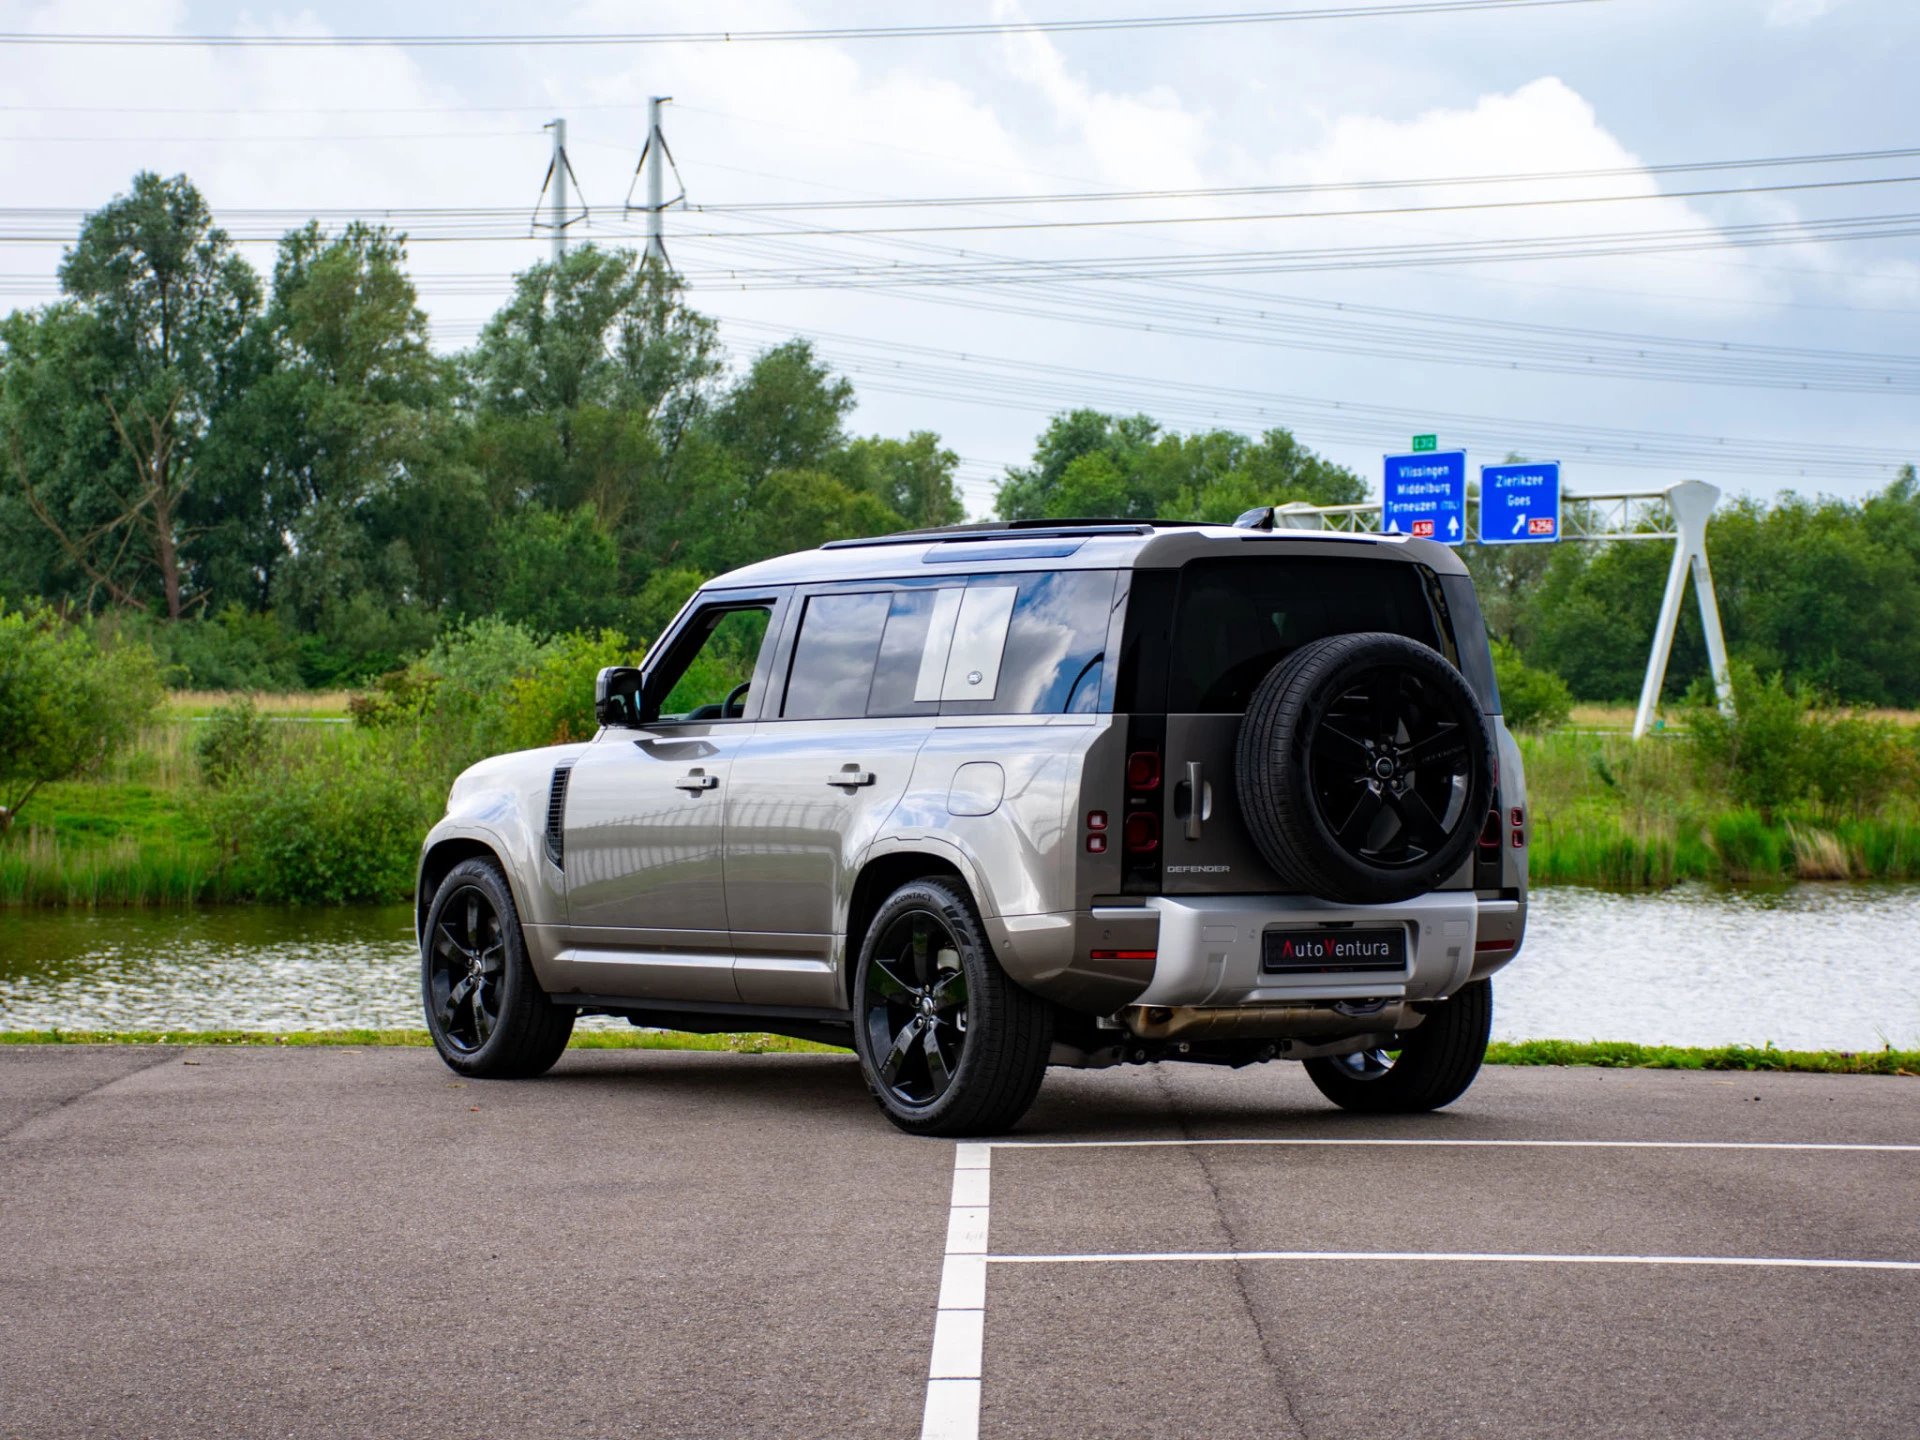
[
  {"xmin": 420, "ymin": 857, "xmax": 574, "ymax": 1079},
  {"xmin": 1309, "ymin": 664, "xmax": 1473, "ymax": 870},
  {"xmin": 862, "ymin": 907, "xmax": 970, "ymax": 1107},
  {"xmin": 852, "ymin": 878, "xmax": 1052, "ymax": 1137},
  {"xmin": 428, "ymin": 884, "xmax": 504, "ymax": 1055}
]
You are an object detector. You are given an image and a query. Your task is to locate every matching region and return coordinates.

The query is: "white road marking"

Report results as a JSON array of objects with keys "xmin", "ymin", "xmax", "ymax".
[
  {"xmin": 920, "ymin": 1145, "xmax": 991, "ymax": 1440},
  {"xmin": 918, "ymin": 1135, "xmax": 1919, "ymax": 1434},
  {"xmin": 991, "ymin": 1137, "xmax": 1920, "ymax": 1153},
  {"xmin": 986, "ymin": 1250, "xmax": 1920, "ymax": 1272}
]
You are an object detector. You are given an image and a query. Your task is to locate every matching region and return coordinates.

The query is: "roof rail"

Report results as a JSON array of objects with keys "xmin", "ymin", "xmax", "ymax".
[
  {"xmin": 817, "ymin": 517, "xmax": 1207, "ymax": 551},
  {"xmin": 819, "ymin": 522, "xmax": 1155, "ymax": 551}
]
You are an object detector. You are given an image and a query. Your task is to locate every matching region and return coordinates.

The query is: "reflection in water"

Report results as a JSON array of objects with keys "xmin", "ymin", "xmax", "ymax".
[{"xmin": 1, "ymin": 886, "xmax": 1916, "ymax": 1048}]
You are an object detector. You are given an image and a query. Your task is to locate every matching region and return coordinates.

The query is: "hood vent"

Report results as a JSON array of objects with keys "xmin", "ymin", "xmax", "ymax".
[{"xmin": 544, "ymin": 762, "xmax": 574, "ymax": 869}]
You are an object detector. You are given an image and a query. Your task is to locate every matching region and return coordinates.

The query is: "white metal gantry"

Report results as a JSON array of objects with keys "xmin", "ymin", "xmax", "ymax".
[{"xmin": 1270, "ymin": 478, "xmax": 1733, "ymax": 738}]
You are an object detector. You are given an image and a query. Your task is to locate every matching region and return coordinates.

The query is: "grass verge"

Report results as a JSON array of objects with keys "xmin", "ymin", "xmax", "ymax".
[
  {"xmin": 1485, "ymin": 1039, "xmax": 1919, "ymax": 1076},
  {"xmin": 3, "ymin": 1031, "xmax": 1913, "ymax": 1074}
]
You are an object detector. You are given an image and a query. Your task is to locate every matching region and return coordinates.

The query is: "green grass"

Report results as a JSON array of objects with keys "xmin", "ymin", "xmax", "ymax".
[
  {"xmin": 1486, "ymin": 1039, "xmax": 1920, "ymax": 1076},
  {"xmin": 4, "ymin": 1030, "xmax": 1913, "ymax": 1075}
]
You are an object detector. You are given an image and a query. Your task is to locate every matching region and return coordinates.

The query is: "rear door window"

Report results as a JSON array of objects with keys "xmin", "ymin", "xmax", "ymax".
[
  {"xmin": 1166, "ymin": 557, "xmax": 1443, "ymax": 713},
  {"xmin": 781, "ymin": 592, "xmax": 892, "ymax": 720}
]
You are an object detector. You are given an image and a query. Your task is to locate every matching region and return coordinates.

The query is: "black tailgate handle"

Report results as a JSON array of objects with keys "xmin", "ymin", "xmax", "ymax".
[{"xmin": 1177, "ymin": 760, "xmax": 1212, "ymax": 840}]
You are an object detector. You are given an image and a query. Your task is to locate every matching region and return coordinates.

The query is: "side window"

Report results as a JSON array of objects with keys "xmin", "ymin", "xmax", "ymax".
[
  {"xmin": 654, "ymin": 605, "xmax": 774, "ymax": 722},
  {"xmin": 867, "ymin": 589, "xmax": 953, "ymax": 718},
  {"xmin": 782, "ymin": 592, "xmax": 891, "ymax": 720},
  {"xmin": 941, "ymin": 571, "xmax": 1117, "ymax": 716}
]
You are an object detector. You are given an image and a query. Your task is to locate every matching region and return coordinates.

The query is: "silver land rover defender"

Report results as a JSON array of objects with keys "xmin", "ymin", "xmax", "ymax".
[{"xmin": 416, "ymin": 515, "xmax": 1527, "ymax": 1135}]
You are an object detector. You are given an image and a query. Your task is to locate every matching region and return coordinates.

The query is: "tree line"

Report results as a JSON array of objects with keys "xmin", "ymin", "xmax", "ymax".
[{"xmin": 3, "ymin": 170, "xmax": 1917, "ymax": 705}]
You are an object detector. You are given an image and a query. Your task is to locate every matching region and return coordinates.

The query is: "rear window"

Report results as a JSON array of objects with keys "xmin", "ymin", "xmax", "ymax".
[{"xmin": 1163, "ymin": 556, "xmax": 1445, "ymax": 713}]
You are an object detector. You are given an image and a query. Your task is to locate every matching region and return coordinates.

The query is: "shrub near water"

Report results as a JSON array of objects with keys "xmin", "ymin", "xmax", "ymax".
[{"xmin": 202, "ymin": 730, "xmax": 436, "ymax": 903}]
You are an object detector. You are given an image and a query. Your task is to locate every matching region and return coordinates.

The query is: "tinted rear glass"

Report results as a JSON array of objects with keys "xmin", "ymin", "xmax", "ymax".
[
  {"xmin": 1164, "ymin": 557, "xmax": 1442, "ymax": 713},
  {"xmin": 938, "ymin": 570, "xmax": 1117, "ymax": 716},
  {"xmin": 782, "ymin": 592, "xmax": 890, "ymax": 719}
]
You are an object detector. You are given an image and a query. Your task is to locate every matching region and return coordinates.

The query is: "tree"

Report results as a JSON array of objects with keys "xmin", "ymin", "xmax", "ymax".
[
  {"xmin": 0, "ymin": 599, "xmax": 163, "ymax": 828},
  {"xmin": 705, "ymin": 340, "xmax": 855, "ymax": 484},
  {"xmin": 997, "ymin": 410, "xmax": 1364, "ymax": 522},
  {"xmin": 834, "ymin": 432, "xmax": 965, "ymax": 528},
  {"xmin": 4, "ymin": 173, "xmax": 262, "ymax": 620}
]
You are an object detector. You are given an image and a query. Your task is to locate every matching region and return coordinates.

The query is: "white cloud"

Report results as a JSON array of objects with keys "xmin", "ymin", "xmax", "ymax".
[{"xmin": 1767, "ymin": 0, "xmax": 1842, "ymax": 26}]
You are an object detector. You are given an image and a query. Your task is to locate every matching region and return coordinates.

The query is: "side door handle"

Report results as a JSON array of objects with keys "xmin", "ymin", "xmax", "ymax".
[
  {"xmin": 675, "ymin": 771, "xmax": 720, "ymax": 793},
  {"xmin": 827, "ymin": 767, "xmax": 876, "ymax": 788}
]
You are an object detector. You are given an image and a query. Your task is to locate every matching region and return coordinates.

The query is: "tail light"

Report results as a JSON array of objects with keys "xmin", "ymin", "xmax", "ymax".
[
  {"xmin": 1126, "ymin": 751, "xmax": 1162, "ymax": 790},
  {"xmin": 1124, "ymin": 811, "xmax": 1160, "ymax": 854},
  {"xmin": 1511, "ymin": 805, "xmax": 1526, "ymax": 849},
  {"xmin": 1478, "ymin": 808, "xmax": 1501, "ymax": 850}
]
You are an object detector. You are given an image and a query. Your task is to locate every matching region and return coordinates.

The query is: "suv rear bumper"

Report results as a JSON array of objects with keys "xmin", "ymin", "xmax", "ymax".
[{"xmin": 1133, "ymin": 892, "xmax": 1478, "ymax": 1008}]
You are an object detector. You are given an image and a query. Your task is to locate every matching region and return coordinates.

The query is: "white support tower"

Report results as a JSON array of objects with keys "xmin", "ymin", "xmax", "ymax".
[
  {"xmin": 546, "ymin": 118, "xmax": 568, "ymax": 267},
  {"xmin": 1270, "ymin": 478, "xmax": 1734, "ymax": 737},
  {"xmin": 1631, "ymin": 480, "xmax": 1733, "ymax": 738}
]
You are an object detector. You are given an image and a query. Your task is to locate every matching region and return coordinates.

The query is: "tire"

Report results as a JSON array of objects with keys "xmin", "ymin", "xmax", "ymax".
[
  {"xmin": 852, "ymin": 878, "xmax": 1052, "ymax": 1137},
  {"xmin": 1236, "ymin": 631, "xmax": 1495, "ymax": 904},
  {"xmin": 421, "ymin": 857, "xmax": 575, "ymax": 1079},
  {"xmin": 1302, "ymin": 980, "xmax": 1493, "ymax": 1114}
]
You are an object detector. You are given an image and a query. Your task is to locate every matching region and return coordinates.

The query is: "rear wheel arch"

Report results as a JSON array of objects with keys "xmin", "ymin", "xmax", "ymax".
[{"xmin": 844, "ymin": 850, "xmax": 973, "ymax": 995}]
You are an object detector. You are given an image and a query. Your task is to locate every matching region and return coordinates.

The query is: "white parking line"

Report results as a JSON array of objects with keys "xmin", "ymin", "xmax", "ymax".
[
  {"xmin": 993, "ymin": 1138, "xmax": 1920, "ymax": 1152},
  {"xmin": 918, "ymin": 1135, "xmax": 1920, "ymax": 1434},
  {"xmin": 919, "ymin": 1142, "xmax": 992, "ymax": 1440},
  {"xmin": 986, "ymin": 1250, "xmax": 1920, "ymax": 1272}
]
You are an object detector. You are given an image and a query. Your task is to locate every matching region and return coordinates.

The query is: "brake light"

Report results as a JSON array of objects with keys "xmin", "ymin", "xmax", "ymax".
[
  {"xmin": 1126, "ymin": 751, "xmax": 1162, "ymax": 791},
  {"xmin": 1087, "ymin": 810, "xmax": 1108, "ymax": 831},
  {"xmin": 1478, "ymin": 808, "xmax": 1501, "ymax": 850},
  {"xmin": 1086, "ymin": 834, "xmax": 1107, "ymax": 854},
  {"xmin": 1124, "ymin": 811, "xmax": 1160, "ymax": 853},
  {"xmin": 1510, "ymin": 805, "xmax": 1526, "ymax": 848}
]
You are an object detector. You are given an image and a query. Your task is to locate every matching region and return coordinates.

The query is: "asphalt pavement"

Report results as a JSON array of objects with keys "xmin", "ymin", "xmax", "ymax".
[{"xmin": 1, "ymin": 1046, "xmax": 1915, "ymax": 1439}]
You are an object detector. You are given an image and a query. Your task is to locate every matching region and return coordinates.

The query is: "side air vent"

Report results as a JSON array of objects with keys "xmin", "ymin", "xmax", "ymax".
[{"xmin": 544, "ymin": 763, "xmax": 574, "ymax": 869}]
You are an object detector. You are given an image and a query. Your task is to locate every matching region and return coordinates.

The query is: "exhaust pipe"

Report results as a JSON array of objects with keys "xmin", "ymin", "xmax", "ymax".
[{"xmin": 1123, "ymin": 1000, "xmax": 1423, "ymax": 1043}]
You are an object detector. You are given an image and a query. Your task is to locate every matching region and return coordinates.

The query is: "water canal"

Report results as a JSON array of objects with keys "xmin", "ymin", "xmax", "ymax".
[{"xmin": 1, "ymin": 886, "xmax": 1916, "ymax": 1050}]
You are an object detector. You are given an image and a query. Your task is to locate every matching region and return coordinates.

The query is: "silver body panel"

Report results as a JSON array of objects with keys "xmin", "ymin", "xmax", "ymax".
[{"xmin": 416, "ymin": 522, "xmax": 1528, "ymax": 1040}]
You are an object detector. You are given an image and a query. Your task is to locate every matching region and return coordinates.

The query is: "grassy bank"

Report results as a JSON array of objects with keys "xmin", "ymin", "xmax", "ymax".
[
  {"xmin": 7, "ymin": 697, "xmax": 1920, "ymax": 906},
  {"xmin": 1518, "ymin": 728, "xmax": 1920, "ymax": 888},
  {"xmin": 3, "ymin": 1030, "xmax": 1915, "ymax": 1074}
]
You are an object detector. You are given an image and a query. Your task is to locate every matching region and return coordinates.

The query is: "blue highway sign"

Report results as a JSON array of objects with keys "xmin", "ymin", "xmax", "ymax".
[
  {"xmin": 1382, "ymin": 450, "xmax": 1468, "ymax": 544},
  {"xmin": 1479, "ymin": 461, "xmax": 1562, "ymax": 545}
]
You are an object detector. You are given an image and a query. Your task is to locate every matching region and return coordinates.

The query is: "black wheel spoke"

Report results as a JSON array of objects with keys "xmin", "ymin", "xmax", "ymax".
[
  {"xmin": 1402, "ymin": 720, "xmax": 1462, "ymax": 767},
  {"xmin": 435, "ymin": 923, "xmax": 467, "ymax": 961},
  {"xmin": 464, "ymin": 894, "xmax": 480, "ymax": 948},
  {"xmin": 928, "ymin": 969, "xmax": 968, "ymax": 1008},
  {"xmin": 872, "ymin": 956, "xmax": 919, "ymax": 1003},
  {"xmin": 1335, "ymin": 787, "xmax": 1386, "ymax": 848},
  {"xmin": 923, "ymin": 1024, "xmax": 955, "ymax": 1094},
  {"xmin": 1317, "ymin": 723, "xmax": 1372, "ymax": 758},
  {"xmin": 472, "ymin": 982, "xmax": 496, "ymax": 1042},
  {"xmin": 879, "ymin": 1016, "xmax": 924, "ymax": 1087},
  {"xmin": 1388, "ymin": 787, "xmax": 1448, "ymax": 850}
]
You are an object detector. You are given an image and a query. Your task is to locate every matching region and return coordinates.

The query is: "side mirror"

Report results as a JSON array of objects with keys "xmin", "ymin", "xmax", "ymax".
[{"xmin": 594, "ymin": 666, "xmax": 645, "ymax": 728}]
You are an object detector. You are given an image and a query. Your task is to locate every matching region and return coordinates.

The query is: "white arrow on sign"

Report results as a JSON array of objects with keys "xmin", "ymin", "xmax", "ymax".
[
  {"xmin": 1447, "ymin": 514, "xmax": 1460, "ymax": 537},
  {"xmin": 1512, "ymin": 513, "xmax": 1526, "ymax": 535}
]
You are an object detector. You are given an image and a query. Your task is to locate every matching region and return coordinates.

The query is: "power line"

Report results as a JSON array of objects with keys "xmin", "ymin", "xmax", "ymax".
[
  {"xmin": 0, "ymin": 2, "xmax": 1610, "ymax": 48},
  {"xmin": 663, "ymin": 173, "xmax": 1920, "ymax": 239},
  {"xmin": 686, "ymin": 147, "xmax": 1920, "ymax": 212}
]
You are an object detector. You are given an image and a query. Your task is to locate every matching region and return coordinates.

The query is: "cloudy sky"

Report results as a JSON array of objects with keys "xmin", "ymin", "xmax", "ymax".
[{"xmin": 2, "ymin": 0, "xmax": 1916, "ymax": 515}]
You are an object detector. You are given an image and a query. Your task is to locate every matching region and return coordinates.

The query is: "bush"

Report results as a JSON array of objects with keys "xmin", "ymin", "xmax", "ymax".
[
  {"xmin": 1689, "ymin": 664, "xmax": 1916, "ymax": 819},
  {"xmin": 164, "ymin": 606, "xmax": 304, "ymax": 691},
  {"xmin": 0, "ymin": 598, "xmax": 165, "ymax": 829},
  {"xmin": 498, "ymin": 629, "xmax": 636, "ymax": 751},
  {"xmin": 203, "ymin": 733, "xmax": 435, "ymax": 903},
  {"xmin": 1491, "ymin": 641, "xmax": 1573, "ymax": 732},
  {"xmin": 194, "ymin": 697, "xmax": 276, "ymax": 787}
]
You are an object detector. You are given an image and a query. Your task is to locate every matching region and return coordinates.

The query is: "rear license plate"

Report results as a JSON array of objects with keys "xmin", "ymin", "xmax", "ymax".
[{"xmin": 1261, "ymin": 927, "xmax": 1407, "ymax": 974}]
